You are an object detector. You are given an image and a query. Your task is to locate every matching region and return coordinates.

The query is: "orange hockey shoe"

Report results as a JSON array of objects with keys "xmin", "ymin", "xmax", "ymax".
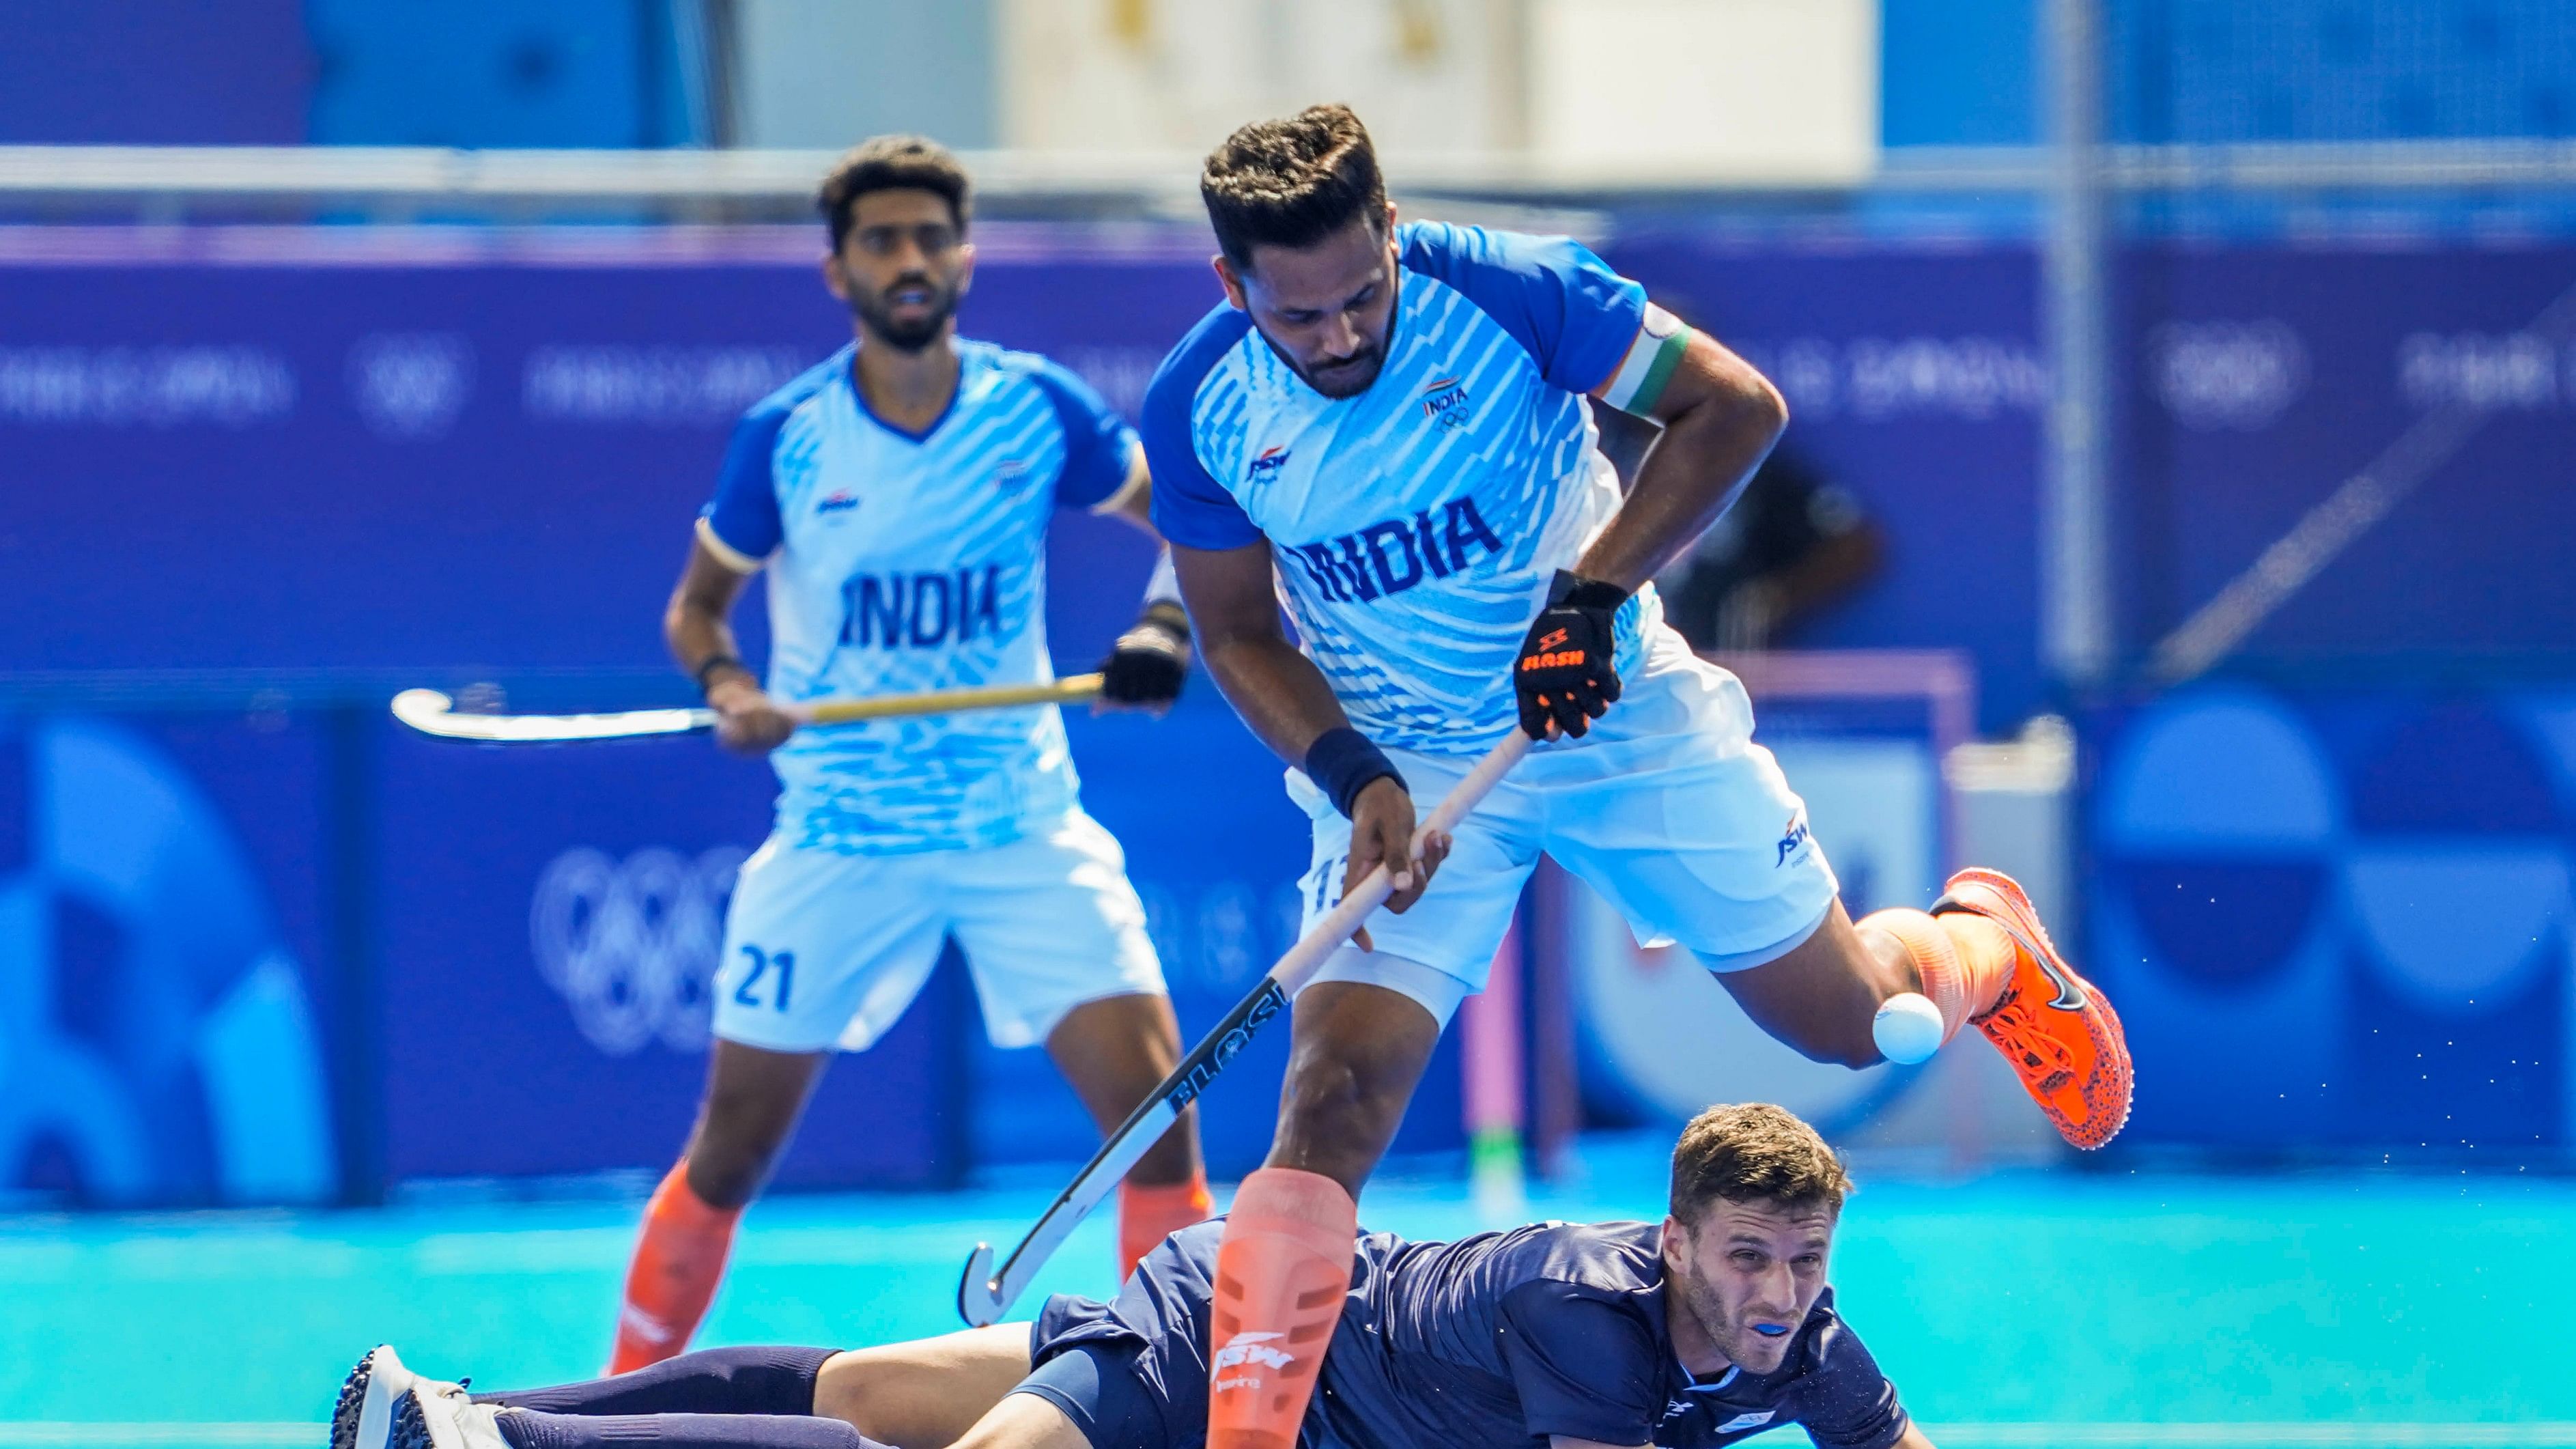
[{"xmin": 1931, "ymin": 867, "xmax": 2134, "ymax": 1149}]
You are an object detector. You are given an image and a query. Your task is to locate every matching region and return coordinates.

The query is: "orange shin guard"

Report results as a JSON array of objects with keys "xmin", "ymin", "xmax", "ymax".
[
  {"xmin": 1206, "ymin": 1168, "xmax": 1358, "ymax": 1449},
  {"xmin": 608, "ymin": 1162, "xmax": 744, "ymax": 1374},
  {"xmin": 1860, "ymin": 907, "xmax": 2014, "ymax": 1045},
  {"xmin": 1118, "ymin": 1171, "xmax": 1213, "ymax": 1280}
]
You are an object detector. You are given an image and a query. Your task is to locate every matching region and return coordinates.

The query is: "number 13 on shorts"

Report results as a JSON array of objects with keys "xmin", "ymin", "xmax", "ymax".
[{"xmin": 729, "ymin": 944, "xmax": 795, "ymax": 1012}]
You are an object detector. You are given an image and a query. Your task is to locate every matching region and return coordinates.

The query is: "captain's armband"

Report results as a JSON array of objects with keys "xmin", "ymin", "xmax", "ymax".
[{"xmin": 1594, "ymin": 303, "xmax": 1690, "ymax": 417}]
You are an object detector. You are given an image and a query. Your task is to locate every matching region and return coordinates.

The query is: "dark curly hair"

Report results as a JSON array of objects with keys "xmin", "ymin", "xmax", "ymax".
[
  {"xmin": 817, "ymin": 135, "xmax": 970, "ymax": 253},
  {"xmin": 1199, "ymin": 104, "xmax": 1387, "ymax": 272}
]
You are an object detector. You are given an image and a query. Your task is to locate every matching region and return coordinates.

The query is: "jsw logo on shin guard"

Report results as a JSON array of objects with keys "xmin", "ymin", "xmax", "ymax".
[{"xmin": 1212, "ymin": 1330, "xmax": 1296, "ymax": 1385}]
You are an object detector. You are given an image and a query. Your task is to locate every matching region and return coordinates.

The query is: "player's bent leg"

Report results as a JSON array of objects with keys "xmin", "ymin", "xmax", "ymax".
[
  {"xmin": 1202, "ymin": 968, "xmax": 1451, "ymax": 1449},
  {"xmin": 946, "ymin": 1391, "xmax": 1098, "ymax": 1449},
  {"xmin": 1710, "ymin": 901, "xmax": 1917, "ymax": 1069},
  {"xmin": 684, "ymin": 1041, "xmax": 833, "ymax": 1207},
  {"xmin": 811, "ymin": 1325, "xmax": 1036, "ymax": 1449},
  {"xmin": 1207, "ymin": 1168, "xmax": 1359, "ymax": 1449},
  {"xmin": 1043, "ymin": 992, "xmax": 1211, "ymax": 1276},
  {"xmin": 341, "ymin": 1347, "xmax": 882, "ymax": 1449},
  {"xmin": 1269, "ymin": 974, "xmax": 1452, "ymax": 1190},
  {"xmin": 610, "ymin": 1043, "xmax": 830, "ymax": 1373},
  {"xmin": 482, "ymin": 1347, "xmax": 840, "ymax": 1418}
]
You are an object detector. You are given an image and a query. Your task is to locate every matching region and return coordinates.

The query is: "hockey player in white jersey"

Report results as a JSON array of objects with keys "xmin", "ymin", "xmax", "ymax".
[
  {"xmin": 1141, "ymin": 106, "xmax": 2135, "ymax": 1449},
  {"xmin": 612, "ymin": 136, "xmax": 1208, "ymax": 1373}
]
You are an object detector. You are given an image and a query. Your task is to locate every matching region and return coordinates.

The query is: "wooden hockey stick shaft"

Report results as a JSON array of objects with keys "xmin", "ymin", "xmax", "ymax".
[
  {"xmin": 391, "ymin": 675, "xmax": 1105, "ymax": 743},
  {"xmin": 793, "ymin": 674, "xmax": 1103, "ymax": 725}
]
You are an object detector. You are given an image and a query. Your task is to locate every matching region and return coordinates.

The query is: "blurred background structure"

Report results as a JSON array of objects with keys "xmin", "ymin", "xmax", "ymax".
[{"xmin": 5, "ymin": 2, "xmax": 2576, "ymax": 1441}]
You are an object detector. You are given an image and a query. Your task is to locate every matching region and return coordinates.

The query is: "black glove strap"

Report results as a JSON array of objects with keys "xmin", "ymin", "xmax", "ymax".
[
  {"xmin": 694, "ymin": 654, "xmax": 750, "ymax": 695},
  {"xmin": 1127, "ymin": 600, "xmax": 1191, "ymax": 647},
  {"xmin": 1304, "ymin": 727, "xmax": 1404, "ymax": 819},
  {"xmin": 1547, "ymin": 569, "xmax": 1631, "ymax": 611}
]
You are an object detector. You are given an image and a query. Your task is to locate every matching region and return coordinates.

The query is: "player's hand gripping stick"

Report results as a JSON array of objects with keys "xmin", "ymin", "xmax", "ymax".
[{"xmin": 956, "ymin": 729, "xmax": 1532, "ymax": 1326}]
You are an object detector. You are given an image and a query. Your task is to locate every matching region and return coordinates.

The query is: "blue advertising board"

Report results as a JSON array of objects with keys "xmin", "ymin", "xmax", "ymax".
[
  {"xmin": 2118, "ymin": 242, "xmax": 2576, "ymax": 675},
  {"xmin": 0, "ymin": 709, "xmax": 342, "ymax": 1205},
  {"xmin": 1608, "ymin": 235, "xmax": 2049, "ymax": 733},
  {"xmin": 0, "ymin": 227, "xmax": 1221, "ymax": 684},
  {"xmin": 373, "ymin": 720, "xmax": 967, "ymax": 1189},
  {"xmin": 2088, "ymin": 684, "xmax": 2575, "ymax": 1153}
]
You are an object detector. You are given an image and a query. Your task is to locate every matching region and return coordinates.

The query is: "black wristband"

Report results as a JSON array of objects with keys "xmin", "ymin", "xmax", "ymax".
[
  {"xmin": 694, "ymin": 653, "xmax": 750, "ymax": 694},
  {"xmin": 1133, "ymin": 599, "xmax": 1191, "ymax": 644},
  {"xmin": 1303, "ymin": 726, "xmax": 1403, "ymax": 819},
  {"xmin": 1547, "ymin": 569, "xmax": 1631, "ymax": 610}
]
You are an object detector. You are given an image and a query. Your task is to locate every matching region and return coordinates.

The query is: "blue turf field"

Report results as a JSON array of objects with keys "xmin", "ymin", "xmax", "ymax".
[{"xmin": 3, "ymin": 1135, "xmax": 2570, "ymax": 1449}]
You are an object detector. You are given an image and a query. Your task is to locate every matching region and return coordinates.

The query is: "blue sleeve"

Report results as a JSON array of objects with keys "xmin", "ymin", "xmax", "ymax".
[
  {"xmin": 1143, "ymin": 311, "xmax": 1264, "ymax": 551},
  {"xmin": 1785, "ymin": 1318, "xmax": 1909, "ymax": 1449},
  {"xmin": 1400, "ymin": 221, "xmax": 1647, "ymax": 394},
  {"xmin": 1496, "ymin": 1282, "xmax": 1666, "ymax": 1445},
  {"xmin": 1025, "ymin": 358, "xmax": 1141, "ymax": 511},
  {"xmin": 699, "ymin": 403, "xmax": 789, "ymax": 563}
]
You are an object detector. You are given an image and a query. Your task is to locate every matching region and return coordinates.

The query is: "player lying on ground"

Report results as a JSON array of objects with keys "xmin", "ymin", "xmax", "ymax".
[
  {"xmin": 337, "ymin": 1103, "xmax": 1932, "ymax": 1449},
  {"xmin": 617, "ymin": 135, "xmax": 1211, "ymax": 1373},
  {"xmin": 1137, "ymin": 104, "xmax": 2134, "ymax": 1448}
]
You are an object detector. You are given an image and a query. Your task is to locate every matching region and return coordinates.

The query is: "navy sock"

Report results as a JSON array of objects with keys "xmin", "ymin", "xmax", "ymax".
[
  {"xmin": 477, "ymin": 1347, "xmax": 837, "ymax": 1418},
  {"xmin": 495, "ymin": 1409, "xmax": 876, "ymax": 1449}
]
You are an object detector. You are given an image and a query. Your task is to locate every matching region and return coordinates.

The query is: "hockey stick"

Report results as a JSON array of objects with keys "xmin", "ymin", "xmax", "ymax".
[
  {"xmin": 955, "ymin": 729, "xmax": 1532, "ymax": 1326},
  {"xmin": 390, "ymin": 675, "xmax": 1105, "ymax": 744}
]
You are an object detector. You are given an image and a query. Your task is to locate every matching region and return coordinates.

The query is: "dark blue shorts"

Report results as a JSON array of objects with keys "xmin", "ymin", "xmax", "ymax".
[{"xmin": 1017, "ymin": 1220, "xmax": 1230, "ymax": 1449}]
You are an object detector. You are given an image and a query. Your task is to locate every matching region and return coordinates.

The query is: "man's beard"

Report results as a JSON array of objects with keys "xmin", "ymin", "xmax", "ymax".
[
  {"xmin": 1678, "ymin": 1265, "xmax": 1784, "ymax": 1369},
  {"xmin": 855, "ymin": 280, "xmax": 958, "ymax": 352},
  {"xmin": 1294, "ymin": 341, "xmax": 1385, "ymax": 399}
]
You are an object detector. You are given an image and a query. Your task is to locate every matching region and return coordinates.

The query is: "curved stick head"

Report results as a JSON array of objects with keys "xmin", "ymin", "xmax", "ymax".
[
  {"xmin": 957, "ymin": 1243, "xmax": 1009, "ymax": 1327},
  {"xmin": 389, "ymin": 689, "xmax": 457, "ymax": 729}
]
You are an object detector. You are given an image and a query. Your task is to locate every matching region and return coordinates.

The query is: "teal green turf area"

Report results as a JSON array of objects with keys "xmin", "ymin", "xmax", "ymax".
[{"xmin": 3, "ymin": 1136, "xmax": 2571, "ymax": 1449}]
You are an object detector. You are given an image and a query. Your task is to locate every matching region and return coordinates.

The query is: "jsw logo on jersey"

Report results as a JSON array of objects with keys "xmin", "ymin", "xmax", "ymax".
[
  {"xmin": 1282, "ymin": 494, "xmax": 1505, "ymax": 605},
  {"xmin": 840, "ymin": 565, "xmax": 1004, "ymax": 648},
  {"xmin": 1247, "ymin": 445, "xmax": 1291, "ymax": 478}
]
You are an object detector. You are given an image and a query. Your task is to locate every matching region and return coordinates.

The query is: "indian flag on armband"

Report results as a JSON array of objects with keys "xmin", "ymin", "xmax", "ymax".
[{"xmin": 1596, "ymin": 302, "xmax": 1690, "ymax": 414}]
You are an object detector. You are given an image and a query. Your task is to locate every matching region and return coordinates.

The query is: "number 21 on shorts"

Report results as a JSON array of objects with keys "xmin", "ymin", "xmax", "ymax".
[{"xmin": 733, "ymin": 944, "xmax": 795, "ymax": 1011}]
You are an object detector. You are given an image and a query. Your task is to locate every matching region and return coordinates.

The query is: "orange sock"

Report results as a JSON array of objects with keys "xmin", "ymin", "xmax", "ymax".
[
  {"xmin": 1206, "ymin": 1168, "xmax": 1357, "ymax": 1449},
  {"xmin": 1859, "ymin": 907, "xmax": 2017, "ymax": 1044},
  {"xmin": 608, "ymin": 1162, "xmax": 744, "ymax": 1375},
  {"xmin": 1118, "ymin": 1171, "xmax": 1212, "ymax": 1280}
]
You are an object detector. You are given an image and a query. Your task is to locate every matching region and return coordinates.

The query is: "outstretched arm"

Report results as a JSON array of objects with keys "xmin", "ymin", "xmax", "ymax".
[
  {"xmin": 1576, "ymin": 328, "xmax": 1789, "ymax": 591},
  {"xmin": 1174, "ymin": 541, "xmax": 1447, "ymax": 921}
]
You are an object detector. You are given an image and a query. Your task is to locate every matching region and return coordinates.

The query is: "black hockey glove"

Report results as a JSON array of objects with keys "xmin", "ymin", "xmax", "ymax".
[
  {"xmin": 1098, "ymin": 601, "xmax": 1191, "ymax": 709},
  {"xmin": 1512, "ymin": 571, "xmax": 1628, "ymax": 739}
]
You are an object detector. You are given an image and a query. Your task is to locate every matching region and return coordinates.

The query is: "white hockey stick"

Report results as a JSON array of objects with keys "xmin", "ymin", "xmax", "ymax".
[
  {"xmin": 390, "ymin": 675, "xmax": 1104, "ymax": 744},
  {"xmin": 955, "ymin": 729, "xmax": 1531, "ymax": 1326}
]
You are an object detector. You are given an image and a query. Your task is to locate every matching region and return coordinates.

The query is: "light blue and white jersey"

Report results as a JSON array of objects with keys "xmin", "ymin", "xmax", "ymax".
[
  {"xmin": 1144, "ymin": 221, "xmax": 1665, "ymax": 755},
  {"xmin": 700, "ymin": 339, "xmax": 1141, "ymax": 852}
]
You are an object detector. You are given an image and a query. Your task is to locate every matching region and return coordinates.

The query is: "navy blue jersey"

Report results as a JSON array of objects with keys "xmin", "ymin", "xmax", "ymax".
[{"xmin": 1024, "ymin": 1219, "xmax": 1909, "ymax": 1449}]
